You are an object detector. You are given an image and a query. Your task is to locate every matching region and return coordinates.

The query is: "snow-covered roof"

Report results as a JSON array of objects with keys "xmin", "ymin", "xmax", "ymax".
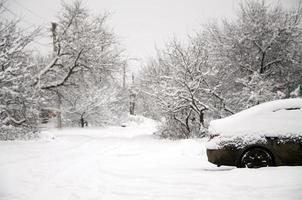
[{"xmin": 209, "ymin": 98, "xmax": 302, "ymax": 137}]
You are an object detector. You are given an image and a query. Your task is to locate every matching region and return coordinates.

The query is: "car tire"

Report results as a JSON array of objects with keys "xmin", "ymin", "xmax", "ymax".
[{"xmin": 240, "ymin": 147, "xmax": 273, "ymax": 168}]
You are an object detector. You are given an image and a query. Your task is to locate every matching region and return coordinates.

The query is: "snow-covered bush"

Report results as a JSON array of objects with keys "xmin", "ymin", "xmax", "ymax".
[
  {"xmin": 137, "ymin": 38, "xmax": 231, "ymax": 139},
  {"xmin": 61, "ymin": 84, "xmax": 128, "ymax": 127},
  {"xmin": 290, "ymin": 85, "xmax": 302, "ymax": 98},
  {"xmin": 0, "ymin": 126, "xmax": 39, "ymax": 141}
]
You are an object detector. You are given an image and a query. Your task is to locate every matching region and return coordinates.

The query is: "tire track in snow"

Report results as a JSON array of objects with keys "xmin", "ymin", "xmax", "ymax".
[
  {"xmin": 0, "ymin": 137, "xmax": 93, "ymax": 167},
  {"xmin": 29, "ymin": 140, "xmax": 124, "ymax": 200}
]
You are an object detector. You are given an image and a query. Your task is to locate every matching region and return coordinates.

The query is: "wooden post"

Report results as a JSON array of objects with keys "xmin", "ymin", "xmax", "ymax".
[
  {"xmin": 51, "ymin": 22, "xmax": 62, "ymax": 128},
  {"xmin": 129, "ymin": 92, "xmax": 135, "ymax": 115},
  {"xmin": 129, "ymin": 73, "xmax": 136, "ymax": 115},
  {"xmin": 56, "ymin": 91, "xmax": 62, "ymax": 129},
  {"xmin": 123, "ymin": 63, "xmax": 126, "ymax": 89}
]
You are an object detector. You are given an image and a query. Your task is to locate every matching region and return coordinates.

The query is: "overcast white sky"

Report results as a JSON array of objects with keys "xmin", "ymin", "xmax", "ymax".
[{"xmin": 5, "ymin": 0, "xmax": 300, "ymax": 69}]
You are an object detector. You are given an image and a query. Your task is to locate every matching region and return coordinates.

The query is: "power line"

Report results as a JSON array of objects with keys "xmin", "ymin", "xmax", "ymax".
[
  {"xmin": 2, "ymin": 7, "xmax": 50, "ymax": 48},
  {"xmin": 2, "ymin": 3, "xmax": 50, "ymax": 34},
  {"xmin": 2, "ymin": 4, "xmax": 18, "ymax": 18},
  {"xmin": 2, "ymin": 2, "xmax": 56, "ymax": 50},
  {"xmin": 10, "ymin": 0, "xmax": 45, "ymax": 20},
  {"xmin": 9, "ymin": 0, "xmax": 55, "ymax": 30},
  {"xmin": 32, "ymin": 40, "xmax": 50, "ymax": 47},
  {"xmin": 2, "ymin": 5, "xmax": 34, "ymax": 26}
]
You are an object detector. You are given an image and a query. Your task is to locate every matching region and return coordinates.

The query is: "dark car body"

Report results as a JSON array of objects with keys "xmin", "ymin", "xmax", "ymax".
[
  {"xmin": 206, "ymin": 98, "xmax": 302, "ymax": 168},
  {"xmin": 207, "ymin": 136, "xmax": 302, "ymax": 167}
]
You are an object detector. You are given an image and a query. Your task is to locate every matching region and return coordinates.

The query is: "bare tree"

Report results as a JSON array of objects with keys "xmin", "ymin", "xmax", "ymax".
[
  {"xmin": 205, "ymin": 0, "xmax": 302, "ymax": 110},
  {"xmin": 0, "ymin": 3, "xmax": 40, "ymax": 139},
  {"xmin": 35, "ymin": 0, "xmax": 125, "ymax": 127},
  {"xmin": 138, "ymin": 38, "xmax": 233, "ymax": 138}
]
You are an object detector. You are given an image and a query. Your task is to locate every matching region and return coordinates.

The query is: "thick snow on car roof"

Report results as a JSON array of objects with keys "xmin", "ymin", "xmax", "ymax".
[{"xmin": 209, "ymin": 98, "xmax": 302, "ymax": 137}]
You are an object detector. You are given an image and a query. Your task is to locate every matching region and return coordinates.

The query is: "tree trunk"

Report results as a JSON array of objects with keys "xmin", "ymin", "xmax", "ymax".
[
  {"xmin": 129, "ymin": 93, "xmax": 136, "ymax": 115},
  {"xmin": 199, "ymin": 111, "xmax": 204, "ymax": 127},
  {"xmin": 56, "ymin": 91, "xmax": 62, "ymax": 129},
  {"xmin": 185, "ymin": 114, "xmax": 191, "ymax": 134},
  {"xmin": 130, "ymin": 102, "xmax": 135, "ymax": 115},
  {"xmin": 80, "ymin": 117, "xmax": 85, "ymax": 128},
  {"xmin": 259, "ymin": 51, "xmax": 266, "ymax": 74}
]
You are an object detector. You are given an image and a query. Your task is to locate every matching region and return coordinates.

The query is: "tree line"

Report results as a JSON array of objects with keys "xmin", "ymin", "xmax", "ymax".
[
  {"xmin": 1, "ymin": 0, "xmax": 302, "ymax": 140},
  {"xmin": 137, "ymin": 0, "xmax": 302, "ymax": 138}
]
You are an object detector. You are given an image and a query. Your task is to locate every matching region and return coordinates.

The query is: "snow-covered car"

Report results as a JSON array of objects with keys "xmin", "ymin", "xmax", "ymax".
[{"xmin": 206, "ymin": 98, "xmax": 302, "ymax": 168}]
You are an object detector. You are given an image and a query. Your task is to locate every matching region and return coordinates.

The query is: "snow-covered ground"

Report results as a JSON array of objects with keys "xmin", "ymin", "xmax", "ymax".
[{"xmin": 0, "ymin": 116, "xmax": 301, "ymax": 200}]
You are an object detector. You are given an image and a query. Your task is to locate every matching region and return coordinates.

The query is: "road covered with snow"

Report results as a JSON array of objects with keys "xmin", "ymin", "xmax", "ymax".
[{"xmin": 0, "ymin": 116, "xmax": 301, "ymax": 200}]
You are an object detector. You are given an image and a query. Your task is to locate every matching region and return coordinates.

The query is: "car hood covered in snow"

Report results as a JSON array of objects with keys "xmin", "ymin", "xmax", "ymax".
[{"xmin": 209, "ymin": 98, "xmax": 302, "ymax": 137}]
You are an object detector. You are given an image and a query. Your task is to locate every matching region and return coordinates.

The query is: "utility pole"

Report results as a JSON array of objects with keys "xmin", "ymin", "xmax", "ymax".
[
  {"xmin": 51, "ymin": 22, "xmax": 57, "ymax": 54},
  {"xmin": 131, "ymin": 73, "xmax": 134, "ymax": 84},
  {"xmin": 129, "ymin": 73, "xmax": 136, "ymax": 115},
  {"xmin": 51, "ymin": 22, "xmax": 62, "ymax": 128},
  {"xmin": 127, "ymin": 58, "xmax": 140, "ymax": 115},
  {"xmin": 123, "ymin": 62, "xmax": 126, "ymax": 89}
]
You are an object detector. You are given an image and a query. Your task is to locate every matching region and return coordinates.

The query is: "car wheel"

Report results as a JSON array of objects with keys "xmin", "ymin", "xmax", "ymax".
[{"xmin": 240, "ymin": 148, "xmax": 273, "ymax": 168}]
